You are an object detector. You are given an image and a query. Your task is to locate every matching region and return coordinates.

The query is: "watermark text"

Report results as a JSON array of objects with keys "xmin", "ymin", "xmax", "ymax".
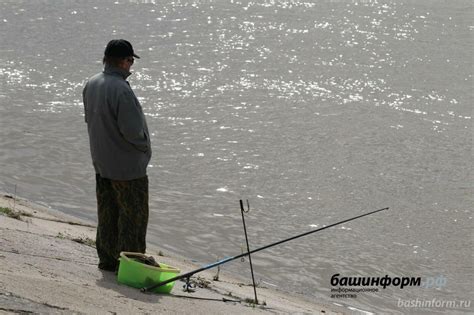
[{"xmin": 398, "ymin": 298, "xmax": 471, "ymax": 309}]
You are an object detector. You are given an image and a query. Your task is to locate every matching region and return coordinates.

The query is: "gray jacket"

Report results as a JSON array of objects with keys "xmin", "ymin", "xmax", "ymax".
[{"xmin": 83, "ymin": 65, "xmax": 151, "ymax": 180}]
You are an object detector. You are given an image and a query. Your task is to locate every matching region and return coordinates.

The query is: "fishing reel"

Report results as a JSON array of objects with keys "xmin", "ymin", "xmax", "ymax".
[{"xmin": 182, "ymin": 276, "xmax": 196, "ymax": 292}]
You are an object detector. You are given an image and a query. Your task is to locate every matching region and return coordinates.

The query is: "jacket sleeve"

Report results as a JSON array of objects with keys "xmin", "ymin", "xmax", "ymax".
[
  {"xmin": 82, "ymin": 82, "xmax": 88, "ymax": 123},
  {"xmin": 116, "ymin": 90, "xmax": 149, "ymax": 153}
]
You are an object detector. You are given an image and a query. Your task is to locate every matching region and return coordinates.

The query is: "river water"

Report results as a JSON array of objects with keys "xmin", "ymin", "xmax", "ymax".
[{"xmin": 0, "ymin": 0, "xmax": 472, "ymax": 313}]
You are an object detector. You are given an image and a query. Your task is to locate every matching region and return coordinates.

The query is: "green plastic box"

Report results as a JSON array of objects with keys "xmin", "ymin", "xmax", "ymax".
[{"xmin": 117, "ymin": 252, "xmax": 181, "ymax": 294}]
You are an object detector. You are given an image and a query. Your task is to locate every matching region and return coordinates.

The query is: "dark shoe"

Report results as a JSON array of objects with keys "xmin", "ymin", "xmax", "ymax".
[{"xmin": 98, "ymin": 262, "xmax": 118, "ymax": 272}]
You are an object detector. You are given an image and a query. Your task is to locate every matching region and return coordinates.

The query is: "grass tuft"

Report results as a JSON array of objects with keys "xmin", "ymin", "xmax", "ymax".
[
  {"xmin": 56, "ymin": 232, "xmax": 96, "ymax": 248},
  {"xmin": 0, "ymin": 207, "xmax": 22, "ymax": 220},
  {"xmin": 72, "ymin": 236, "xmax": 96, "ymax": 248}
]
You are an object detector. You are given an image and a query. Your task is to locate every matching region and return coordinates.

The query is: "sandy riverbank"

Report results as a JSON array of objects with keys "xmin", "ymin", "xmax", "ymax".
[{"xmin": 0, "ymin": 194, "xmax": 345, "ymax": 314}]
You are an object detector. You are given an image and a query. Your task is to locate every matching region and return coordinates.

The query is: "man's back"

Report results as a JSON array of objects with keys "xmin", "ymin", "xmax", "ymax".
[{"xmin": 83, "ymin": 65, "xmax": 151, "ymax": 181}]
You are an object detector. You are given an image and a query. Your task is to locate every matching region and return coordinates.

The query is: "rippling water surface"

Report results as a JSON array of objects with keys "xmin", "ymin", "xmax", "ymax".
[{"xmin": 0, "ymin": 0, "xmax": 472, "ymax": 313}]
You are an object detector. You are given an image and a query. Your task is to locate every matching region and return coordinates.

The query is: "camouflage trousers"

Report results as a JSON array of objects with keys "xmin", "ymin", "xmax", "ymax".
[{"xmin": 95, "ymin": 174, "xmax": 149, "ymax": 269}]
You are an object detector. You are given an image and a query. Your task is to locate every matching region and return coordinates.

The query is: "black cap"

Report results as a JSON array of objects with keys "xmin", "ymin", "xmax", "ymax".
[{"xmin": 104, "ymin": 39, "xmax": 140, "ymax": 59}]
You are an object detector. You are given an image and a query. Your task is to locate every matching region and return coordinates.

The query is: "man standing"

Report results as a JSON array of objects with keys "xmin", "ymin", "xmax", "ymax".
[{"xmin": 83, "ymin": 39, "xmax": 151, "ymax": 271}]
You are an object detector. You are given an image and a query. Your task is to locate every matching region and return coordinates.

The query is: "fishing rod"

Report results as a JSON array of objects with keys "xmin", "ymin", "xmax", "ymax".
[{"xmin": 141, "ymin": 206, "xmax": 389, "ymax": 293}]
